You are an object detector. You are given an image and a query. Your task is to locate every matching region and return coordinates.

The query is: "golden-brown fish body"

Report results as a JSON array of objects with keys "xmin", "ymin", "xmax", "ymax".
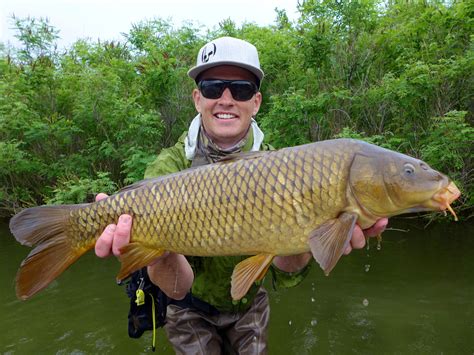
[
  {"xmin": 73, "ymin": 140, "xmax": 349, "ymax": 256},
  {"xmin": 10, "ymin": 139, "xmax": 460, "ymax": 300}
]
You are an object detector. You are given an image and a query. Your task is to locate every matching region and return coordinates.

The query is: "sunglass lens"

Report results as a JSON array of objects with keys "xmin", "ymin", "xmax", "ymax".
[
  {"xmin": 199, "ymin": 80, "xmax": 257, "ymax": 101},
  {"xmin": 230, "ymin": 81, "xmax": 257, "ymax": 101},
  {"xmin": 200, "ymin": 81, "xmax": 225, "ymax": 99}
]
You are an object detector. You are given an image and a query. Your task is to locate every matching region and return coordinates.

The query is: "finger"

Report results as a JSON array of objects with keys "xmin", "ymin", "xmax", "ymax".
[
  {"xmin": 112, "ymin": 214, "xmax": 132, "ymax": 256},
  {"xmin": 363, "ymin": 218, "xmax": 388, "ymax": 238},
  {"xmin": 343, "ymin": 244, "xmax": 352, "ymax": 255},
  {"xmin": 95, "ymin": 193, "xmax": 109, "ymax": 202},
  {"xmin": 350, "ymin": 225, "xmax": 366, "ymax": 250},
  {"xmin": 95, "ymin": 224, "xmax": 116, "ymax": 258}
]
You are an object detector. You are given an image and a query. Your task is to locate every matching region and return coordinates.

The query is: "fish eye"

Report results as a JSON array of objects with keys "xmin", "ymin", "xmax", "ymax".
[{"xmin": 404, "ymin": 163, "xmax": 415, "ymax": 176}]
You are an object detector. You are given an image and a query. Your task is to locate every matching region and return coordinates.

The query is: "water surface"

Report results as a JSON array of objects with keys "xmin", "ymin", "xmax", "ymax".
[{"xmin": 1, "ymin": 219, "xmax": 473, "ymax": 354}]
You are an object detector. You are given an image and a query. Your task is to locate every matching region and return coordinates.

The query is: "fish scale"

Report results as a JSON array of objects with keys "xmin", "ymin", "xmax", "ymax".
[{"xmin": 9, "ymin": 138, "xmax": 461, "ymax": 300}]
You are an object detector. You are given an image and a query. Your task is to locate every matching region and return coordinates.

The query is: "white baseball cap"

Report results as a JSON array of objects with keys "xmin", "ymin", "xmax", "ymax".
[{"xmin": 187, "ymin": 36, "xmax": 264, "ymax": 84}]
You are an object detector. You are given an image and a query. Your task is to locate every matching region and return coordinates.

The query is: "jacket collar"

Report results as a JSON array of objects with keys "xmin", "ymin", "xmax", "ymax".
[{"xmin": 184, "ymin": 114, "xmax": 264, "ymax": 160}]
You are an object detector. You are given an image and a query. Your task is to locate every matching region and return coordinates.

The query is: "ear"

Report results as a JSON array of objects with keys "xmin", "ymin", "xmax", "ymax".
[
  {"xmin": 192, "ymin": 88, "xmax": 201, "ymax": 112},
  {"xmin": 252, "ymin": 92, "xmax": 262, "ymax": 116}
]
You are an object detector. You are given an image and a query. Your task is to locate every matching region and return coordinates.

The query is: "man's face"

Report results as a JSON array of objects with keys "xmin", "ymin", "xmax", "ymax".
[{"xmin": 192, "ymin": 65, "xmax": 262, "ymax": 149}]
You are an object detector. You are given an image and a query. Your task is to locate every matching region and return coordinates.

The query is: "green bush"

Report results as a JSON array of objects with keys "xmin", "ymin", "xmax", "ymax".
[
  {"xmin": 0, "ymin": 3, "xmax": 472, "ymax": 219},
  {"xmin": 45, "ymin": 172, "xmax": 117, "ymax": 205}
]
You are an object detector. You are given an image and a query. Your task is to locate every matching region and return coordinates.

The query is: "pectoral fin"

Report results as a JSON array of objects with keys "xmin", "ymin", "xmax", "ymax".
[
  {"xmin": 308, "ymin": 212, "xmax": 357, "ymax": 275},
  {"xmin": 117, "ymin": 243, "xmax": 166, "ymax": 281},
  {"xmin": 231, "ymin": 254, "xmax": 274, "ymax": 301}
]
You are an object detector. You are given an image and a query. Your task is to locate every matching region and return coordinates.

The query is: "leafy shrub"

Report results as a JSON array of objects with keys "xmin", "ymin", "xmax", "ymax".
[
  {"xmin": 420, "ymin": 111, "xmax": 474, "ymax": 214},
  {"xmin": 45, "ymin": 172, "xmax": 117, "ymax": 205}
]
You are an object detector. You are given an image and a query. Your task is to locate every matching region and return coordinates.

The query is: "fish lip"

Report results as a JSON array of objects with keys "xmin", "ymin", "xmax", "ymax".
[
  {"xmin": 421, "ymin": 181, "xmax": 461, "ymax": 220},
  {"xmin": 431, "ymin": 181, "xmax": 461, "ymax": 207}
]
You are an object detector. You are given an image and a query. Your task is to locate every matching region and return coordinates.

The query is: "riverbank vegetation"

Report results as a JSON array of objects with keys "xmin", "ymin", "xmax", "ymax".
[{"xmin": 0, "ymin": 0, "xmax": 472, "ymax": 219}]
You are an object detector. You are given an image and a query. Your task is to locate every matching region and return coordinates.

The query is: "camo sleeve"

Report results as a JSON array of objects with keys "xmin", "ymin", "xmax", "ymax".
[
  {"xmin": 269, "ymin": 262, "xmax": 312, "ymax": 289},
  {"xmin": 144, "ymin": 133, "xmax": 191, "ymax": 179}
]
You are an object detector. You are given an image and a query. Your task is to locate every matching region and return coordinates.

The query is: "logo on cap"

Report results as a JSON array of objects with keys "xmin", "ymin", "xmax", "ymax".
[{"xmin": 201, "ymin": 43, "xmax": 217, "ymax": 63}]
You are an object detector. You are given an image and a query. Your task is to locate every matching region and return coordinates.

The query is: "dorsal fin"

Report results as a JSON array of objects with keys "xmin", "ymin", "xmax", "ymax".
[
  {"xmin": 119, "ymin": 175, "xmax": 174, "ymax": 193},
  {"xmin": 118, "ymin": 165, "xmax": 206, "ymax": 193},
  {"xmin": 119, "ymin": 150, "xmax": 272, "ymax": 193},
  {"xmin": 217, "ymin": 150, "xmax": 271, "ymax": 164}
]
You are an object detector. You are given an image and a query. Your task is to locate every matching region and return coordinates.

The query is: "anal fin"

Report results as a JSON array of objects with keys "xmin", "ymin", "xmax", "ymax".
[
  {"xmin": 308, "ymin": 212, "xmax": 357, "ymax": 275},
  {"xmin": 117, "ymin": 243, "xmax": 166, "ymax": 281},
  {"xmin": 231, "ymin": 254, "xmax": 274, "ymax": 301}
]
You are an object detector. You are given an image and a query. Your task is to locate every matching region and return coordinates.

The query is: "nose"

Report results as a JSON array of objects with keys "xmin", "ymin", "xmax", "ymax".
[
  {"xmin": 437, "ymin": 173, "xmax": 447, "ymax": 182},
  {"xmin": 218, "ymin": 88, "xmax": 234, "ymax": 103},
  {"xmin": 419, "ymin": 162, "xmax": 429, "ymax": 170}
]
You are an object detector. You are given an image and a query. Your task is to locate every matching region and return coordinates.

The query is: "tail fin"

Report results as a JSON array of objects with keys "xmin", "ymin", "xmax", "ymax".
[{"xmin": 9, "ymin": 204, "xmax": 92, "ymax": 300}]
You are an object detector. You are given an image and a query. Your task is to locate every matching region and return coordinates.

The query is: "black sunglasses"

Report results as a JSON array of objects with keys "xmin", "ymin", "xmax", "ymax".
[{"xmin": 198, "ymin": 79, "xmax": 258, "ymax": 101}]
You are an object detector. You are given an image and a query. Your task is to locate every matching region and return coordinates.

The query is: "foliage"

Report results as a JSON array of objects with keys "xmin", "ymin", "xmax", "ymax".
[
  {"xmin": 333, "ymin": 127, "xmax": 407, "ymax": 152},
  {"xmin": 0, "ymin": 1, "xmax": 472, "ymax": 218},
  {"xmin": 420, "ymin": 111, "xmax": 474, "ymax": 212},
  {"xmin": 45, "ymin": 172, "xmax": 117, "ymax": 205},
  {"xmin": 11, "ymin": 15, "xmax": 59, "ymax": 65}
]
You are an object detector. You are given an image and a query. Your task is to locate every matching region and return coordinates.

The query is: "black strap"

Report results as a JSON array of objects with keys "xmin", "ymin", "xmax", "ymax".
[{"xmin": 169, "ymin": 292, "xmax": 220, "ymax": 316}]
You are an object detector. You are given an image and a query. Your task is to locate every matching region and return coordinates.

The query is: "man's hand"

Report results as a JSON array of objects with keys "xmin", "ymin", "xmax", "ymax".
[
  {"xmin": 343, "ymin": 218, "xmax": 388, "ymax": 255},
  {"xmin": 93, "ymin": 193, "xmax": 193, "ymax": 299},
  {"xmin": 94, "ymin": 193, "xmax": 132, "ymax": 258}
]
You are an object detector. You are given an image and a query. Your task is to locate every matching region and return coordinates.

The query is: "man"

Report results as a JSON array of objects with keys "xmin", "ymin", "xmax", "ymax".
[{"xmin": 95, "ymin": 37, "xmax": 387, "ymax": 354}]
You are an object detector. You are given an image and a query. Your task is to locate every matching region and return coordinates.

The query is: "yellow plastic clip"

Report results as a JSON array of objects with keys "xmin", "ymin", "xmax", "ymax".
[{"xmin": 135, "ymin": 289, "xmax": 145, "ymax": 306}]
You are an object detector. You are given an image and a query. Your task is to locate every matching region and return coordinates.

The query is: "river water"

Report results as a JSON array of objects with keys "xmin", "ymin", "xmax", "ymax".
[{"xmin": 1, "ymin": 218, "xmax": 473, "ymax": 354}]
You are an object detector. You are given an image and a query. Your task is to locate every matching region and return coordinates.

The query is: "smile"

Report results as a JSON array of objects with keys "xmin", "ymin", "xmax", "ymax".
[{"xmin": 215, "ymin": 113, "xmax": 237, "ymax": 120}]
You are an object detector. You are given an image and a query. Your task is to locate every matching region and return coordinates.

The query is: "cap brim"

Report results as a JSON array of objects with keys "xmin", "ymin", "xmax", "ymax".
[{"xmin": 187, "ymin": 61, "xmax": 264, "ymax": 83}]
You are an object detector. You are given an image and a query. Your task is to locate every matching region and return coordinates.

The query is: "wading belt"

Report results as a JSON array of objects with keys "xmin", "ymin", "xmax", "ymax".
[{"xmin": 169, "ymin": 292, "xmax": 220, "ymax": 316}]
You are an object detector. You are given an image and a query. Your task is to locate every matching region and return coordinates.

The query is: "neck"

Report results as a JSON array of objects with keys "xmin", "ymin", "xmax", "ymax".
[
  {"xmin": 202, "ymin": 128, "xmax": 250, "ymax": 151},
  {"xmin": 213, "ymin": 135, "xmax": 246, "ymax": 150}
]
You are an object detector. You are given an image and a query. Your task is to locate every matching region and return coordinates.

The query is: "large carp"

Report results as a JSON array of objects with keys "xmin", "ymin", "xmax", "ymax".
[{"xmin": 10, "ymin": 139, "xmax": 460, "ymax": 300}]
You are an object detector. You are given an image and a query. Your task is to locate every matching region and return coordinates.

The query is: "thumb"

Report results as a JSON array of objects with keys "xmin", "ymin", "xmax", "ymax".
[{"xmin": 95, "ymin": 193, "xmax": 109, "ymax": 202}]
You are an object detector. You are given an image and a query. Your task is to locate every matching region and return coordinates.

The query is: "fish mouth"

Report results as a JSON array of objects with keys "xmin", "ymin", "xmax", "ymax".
[{"xmin": 422, "ymin": 181, "xmax": 461, "ymax": 221}]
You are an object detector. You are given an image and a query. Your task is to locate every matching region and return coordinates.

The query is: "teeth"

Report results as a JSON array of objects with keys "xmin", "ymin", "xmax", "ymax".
[{"xmin": 216, "ymin": 113, "xmax": 236, "ymax": 119}]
